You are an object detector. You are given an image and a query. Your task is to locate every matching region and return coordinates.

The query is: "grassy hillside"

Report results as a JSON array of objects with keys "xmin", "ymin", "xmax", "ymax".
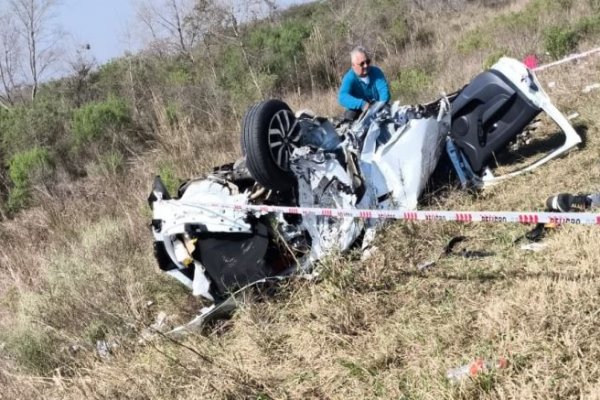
[{"xmin": 2, "ymin": 0, "xmax": 600, "ymax": 398}]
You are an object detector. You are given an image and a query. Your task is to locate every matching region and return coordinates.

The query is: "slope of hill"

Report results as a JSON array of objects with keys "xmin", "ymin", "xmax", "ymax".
[{"xmin": 2, "ymin": 0, "xmax": 600, "ymax": 398}]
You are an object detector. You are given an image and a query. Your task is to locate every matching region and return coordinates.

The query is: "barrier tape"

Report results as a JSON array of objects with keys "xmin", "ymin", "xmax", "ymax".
[
  {"xmin": 533, "ymin": 46, "xmax": 600, "ymax": 72},
  {"xmin": 201, "ymin": 202, "xmax": 600, "ymax": 226}
]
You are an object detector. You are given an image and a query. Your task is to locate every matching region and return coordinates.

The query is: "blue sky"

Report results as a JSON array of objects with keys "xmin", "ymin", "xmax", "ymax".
[
  {"xmin": 57, "ymin": 0, "xmax": 310, "ymax": 65},
  {"xmin": 58, "ymin": 0, "xmax": 136, "ymax": 64}
]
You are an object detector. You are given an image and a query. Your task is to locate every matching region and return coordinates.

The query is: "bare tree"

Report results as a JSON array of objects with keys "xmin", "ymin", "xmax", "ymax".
[
  {"xmin": 200, "ymin": 0, "xmax": 279, "ymax": 97},
  {"xmin": 0, "ymin": 13, "xmax": 22, "ymax": 109},
  {"xmin": 6, "ymin": 0, "xmax": 62, "ymax": 101},
  {"xmin": 134, "ymin": 0, "xmax": 277, "ymax": 60},
  {"xmin": 135, "ymin": 0, "xmax": 201, "ymax": 61},
  {"xmin": 66, "ymin": 43, "xmax": 96, "ymax": 106}
]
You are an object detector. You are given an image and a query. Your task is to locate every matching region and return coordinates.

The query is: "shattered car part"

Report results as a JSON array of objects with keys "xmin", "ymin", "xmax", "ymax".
[
  {"xmin": 448, "ymin": 58, "xmax": 581, "ymax": 187},
  {"xmin": 148, "ymin": 57, "xmax": 580, "ymax": 331},
  {"xmin": 546, "ymin": 192, "xmax": 600, "ymax": 212}
]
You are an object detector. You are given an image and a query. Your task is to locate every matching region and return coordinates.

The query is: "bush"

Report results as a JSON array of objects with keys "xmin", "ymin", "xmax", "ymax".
[
  {"xmin": 93, "ymin": 60, "xmax": 128, "ymax": 97},
  {"xmin": 390, "ymin": 68, "xmax": 432, "ymax": 102},
  {"xmin": 215, "ymin": 18, "xmax": 312, "ymax": 101},
  {"xmin": 2, "ymin": 325, "xmax": 60, "ymax": 375},
  {"xmin": 246, "ymin": 20, "xmax": 312, "ymax": 84},
  {"xmin": 0, "ymin": 99, "xmax": 70, "ymax": 156},
  {"xmin": 544, "ymin": 26, "xmax": 580, "ymax": 59},
  {"xmin": 493, "ymin": 0, "xmax": 555, "ymax": 32},
  {"xmin": 370, "ymin": 0, "xmax": 411, "ymax": 51},
  {"xmin": 71, "ymin": 96, "xmax": 132, "ymax": 145},
  {"xmin": 7, "ymin": 147, "xmax": 53, "ymax": 211},
  {"xmin": 457, "ymin": 29, "xmax": 492, "ymax": 54},
  {"xmin": 575, "ymin": 14, "xmax": 600, "ymax": 38},
  {"xmin": 158, "ymin": 163, "xmax": 180, "ymax": 196},
  {"xmin": 166, "ymin": 64, "xmax": 193, "ymax": 86},
  {"xmin": 165, "ymin": 102, "xmax": 179, "ymax": 128},
  {"xmin": 216, "ymin": 44, "xmax": 273, "ymax": 104},
  {"xmin": 86, "ymin": 150, "xmax": 125, "ymax": 178}
]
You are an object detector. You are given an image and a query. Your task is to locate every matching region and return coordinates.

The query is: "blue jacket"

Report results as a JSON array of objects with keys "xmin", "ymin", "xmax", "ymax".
[{"xmin": 338, "ymin": 66, "xmax": 390, "ymax": 111}]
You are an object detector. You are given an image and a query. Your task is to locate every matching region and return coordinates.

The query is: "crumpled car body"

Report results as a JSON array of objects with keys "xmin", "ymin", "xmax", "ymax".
[{"xmin": 148, "ymin": 57, "xmax": 580, "ymax": 326}]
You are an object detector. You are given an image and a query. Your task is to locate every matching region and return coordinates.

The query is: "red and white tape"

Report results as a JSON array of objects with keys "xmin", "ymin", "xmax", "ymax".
[
  {"xmin": 201, "ymin": 202, "xmax": 600, "ymax": 226},
  {"xmin": 533, "ymin": 46, "xmax": 600, "ymax": 72}
]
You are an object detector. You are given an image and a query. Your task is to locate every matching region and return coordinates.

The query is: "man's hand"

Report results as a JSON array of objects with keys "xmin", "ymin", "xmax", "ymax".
[{"xmin": 362, "ymin": 101, "xmax": 370, "ymax": 112}]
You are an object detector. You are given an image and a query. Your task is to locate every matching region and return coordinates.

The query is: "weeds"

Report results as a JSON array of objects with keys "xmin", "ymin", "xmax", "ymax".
[{"xmin": 7, "ymin": 147, "xmax": 53, "ymax": 212}]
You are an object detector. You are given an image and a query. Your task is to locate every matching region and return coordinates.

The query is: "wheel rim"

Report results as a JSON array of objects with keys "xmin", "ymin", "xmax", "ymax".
[{"xmin": 268, "ymin": 109, "xmax": 300, "ymax": 171}]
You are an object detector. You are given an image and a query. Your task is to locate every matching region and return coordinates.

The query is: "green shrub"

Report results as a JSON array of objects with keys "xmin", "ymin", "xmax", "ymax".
[
  {"xmin": 7, "ymin": 147, "xmax": 53, "ymax": 211},
  {"xmin": 544, "ymin": 26, "xmax": 580, "ymax": 59},
  {"xmin": 216, "ymin": 43, "xmax": 277, "ymax": 104},
  {"xmin": 101, "ymin": 151, "xmax": 124, "ymax": 175},
  {"xmin": 1, "ymin": 322, "xmax": 60, "ymax": 375},
  {"xmin": 575, "ymin": 14, "xmax": 600, "ymax": 38},
  {"xmin": 158, "ymin": 163, "xmax": 180, "ymax": 196},
  {"xmin": 216, "ymin": 18, "xmax": 311, "ymax": 99},
  {"xmin": 387, "ymin": 18, "xmax": 410, "ymax": 47},
  {"xmin": 86, "ymin": 150, "xmax": 124, "ymax": 178},
  {"xmin": 216, "ymin": 45, "xmax": 268, "ymax": 103},
  {"xmin": 457, "ymin": 29, "xmax": 492, "ymax": 54},
  {"xmin": 390, "ymin": 68, "xmax": 432, "ymax": 102},
  {"xmin": 556, "ymin": 0, "xmax": 574, "ymax": 10},
  {"xmin": 71, "ymin": 96, "xmax": 131, "ymax": 144},
  {"xmin": 93, "ymin": 60, "xmax": 127, "ymax": 97},
  {"xmin": 246, "ymin": 20, "xmax": 312, "ymax": 77},
  {"xmin": 370, "ymin": 0, "xmax": 411, "ymax": 50},
  {"xmin": 165, "ymin": 102, "xmax": 180, "ymax": 127},
  {"xmin": 84, "ymin": 320, "xmax": 108, "ymax": 343},
  {"xmin": 494, "ymin": 10, "xmax": 538, "ymax": 32},
  {"xmin": 0, "ymin": 99, "xmax": 70, "ymax": 156},
  {"xmin": 167, "ymin": 65, "xmax": 193, "ymax": 85},
  {"xmin": 492, "ymin": 0, "xmax": 556, "ymax": 32}
]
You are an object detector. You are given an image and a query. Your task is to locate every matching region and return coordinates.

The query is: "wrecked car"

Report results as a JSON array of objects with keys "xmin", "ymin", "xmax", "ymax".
[{"xmin": 148, "ymin": 57, "xmax": 581, "ymax": 327}]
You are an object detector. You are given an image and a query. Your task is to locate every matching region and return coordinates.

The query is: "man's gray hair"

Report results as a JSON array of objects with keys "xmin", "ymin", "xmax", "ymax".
[{"xmin": 350, "ymin": 46, "xmax": 369, "ymax": 60}]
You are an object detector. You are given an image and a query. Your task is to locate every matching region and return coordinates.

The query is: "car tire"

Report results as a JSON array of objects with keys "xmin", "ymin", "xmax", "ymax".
[
  {"xmin": 242, "ymin": 99, "xmax": 301, "ymax": 191},
  {"xmin": 240, "ymin": 102, "xmax": 260, "ymax": 156}
]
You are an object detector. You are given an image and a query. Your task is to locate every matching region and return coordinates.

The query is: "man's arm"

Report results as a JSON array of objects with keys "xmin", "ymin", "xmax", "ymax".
[
  {"xmin": 373, "ymin": 67, "xmax": 390, "ymax": 103},
  {"xmin": 338, "ymin": 72, "xmax": 366, "ymax": 110}
]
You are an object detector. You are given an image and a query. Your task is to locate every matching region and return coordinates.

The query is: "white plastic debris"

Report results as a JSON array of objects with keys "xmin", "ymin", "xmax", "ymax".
[
  {"xmin": 150, "ymin": 311, "xmax": 168, "ymax": 332},
  {"xmin": 520, "ymin": 242, "xmax": 548, "ymax": 252},
  {"xmin": 447, "ymin": 357, "xmax": 508, "ymax": 383},
  {"xmin": 582, "ymin": 83, "xmax": 600, "ymax": 93},
  {"xmin": 96, "ymin": 340, "xmax": 110, "ymax": 359},
  {"xmin": 417, "ymin": 260, "xmax": 436, "ymax": 271},
  {"xmin": 361, "ymin": 246, "xmax": 379, "ymax": 261}
]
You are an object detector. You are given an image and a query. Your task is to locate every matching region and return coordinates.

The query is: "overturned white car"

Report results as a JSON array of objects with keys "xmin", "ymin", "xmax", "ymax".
[{"xmin": 148, "ymin": 58, "xmax": 580, "ymax": 325}]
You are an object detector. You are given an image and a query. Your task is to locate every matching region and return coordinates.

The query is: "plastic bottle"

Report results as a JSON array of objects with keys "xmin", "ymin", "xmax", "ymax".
[
  {"xmin": 173, "ymin": 239, "xmax": 193, "ymax": 266},
  {"xmin": 446, "ymin": 357, "xmax": 508, "ymax": 382}
]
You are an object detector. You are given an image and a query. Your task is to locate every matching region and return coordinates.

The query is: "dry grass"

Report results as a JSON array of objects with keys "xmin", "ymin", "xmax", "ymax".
[{"xmin": 2, "ymin": 0, "xmax": 600, "ymax": 399}]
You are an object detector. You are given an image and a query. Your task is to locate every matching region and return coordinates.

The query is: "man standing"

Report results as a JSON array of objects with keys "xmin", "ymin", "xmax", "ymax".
[{"xmin": 338, "ymin": 46, "xmax": 390, "ymax": 120}]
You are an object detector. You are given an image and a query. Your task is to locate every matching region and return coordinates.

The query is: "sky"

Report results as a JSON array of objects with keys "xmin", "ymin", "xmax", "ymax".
[
  {"xmin": 57, "ymin": 0, "xmax": 310, "ymax": 66},
  {"xmin": 58, "ymin": 0, "xmax": 136, "ymax": 64}
]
